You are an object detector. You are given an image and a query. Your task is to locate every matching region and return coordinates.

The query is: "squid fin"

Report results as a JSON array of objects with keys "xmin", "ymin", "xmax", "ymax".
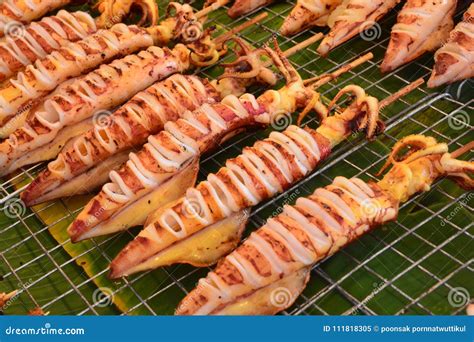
[
  {"xmin": 139, "ymin": 209, "xmax": 250, "ymax": 270},
  {"xmin": 70, "ymin": 159, "xmax": 199, "ymax": 242}
]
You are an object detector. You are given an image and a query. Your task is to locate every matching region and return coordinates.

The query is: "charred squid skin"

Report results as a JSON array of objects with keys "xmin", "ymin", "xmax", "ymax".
[
  {"xmin": 19, "ymin": 35, "xmax": 282, "ymax": 207},
  {"xmin": 0, "ymin": 23, "xmax": 154, "ymax": 129},
  {"xmin": 0, "ymin": 10, "xmax": 97, "ymax": 82},
  {"xmin": 280, "ymin": 0, "xmax": 342, "ymax": 36},
  {"xmin": 317, "ymin": 0, "xmax": 401, "ymax": 57},
  {"xmin": 176, "ymin": 135, "xmax": 473, "ymax": 315},
  {"xmin": 39, "ymin": 38, "xmax": 300, "ymax": 242},
  {"xmin": 176, "ymin": 177, "xmax": 398, "ymax": 315},
  {"xmin": 68, "ymin": 41, "xmax": 374, "ymax": 248},
  {"xmin": 71, "ymin": 95, "xmax": 268, "ymax": 246},
  {"xmin": 108, "ymin": 82, "xmax": 383, "ymax": 278},
  {"xmin": 428, "ymin": 3, "xmax": 474, "ymax": 88},
  {"xmin": 5, "ymin": 20, "xmax": 227, "ymax": 178},
  {"xmin": 0, "ymin": 0, "xmax": 71, "ymax": 36},
  {"xmin": 70, "ymin": 37, "xmax": 326, "ymax": 245},
  {"xmin": 0, "ymin": 45, "xmax": 194, "ymax": 175},
  {"xmin": 19, "ymin": 73, "xmax": 219, "ymax": 205},
  {"xmin": 107, "ymin": 125, "xmax": 332, "ymax": 279}
]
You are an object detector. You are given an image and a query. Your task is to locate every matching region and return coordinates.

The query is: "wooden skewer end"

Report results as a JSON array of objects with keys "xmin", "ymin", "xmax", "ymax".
[
  {"xmin": 379, "ymin": 77, "xmax": 425, "ymax": 108},
  {"xmin": 215, "ymin": 12, "xmax": 268, "ymax": 44},
  {"xmin": 451, "ymin": 141, "xmax": 474, "ymax": 158},
  {"xmin": 196, "ymin": 0, "xmax": 230, "ymax": 18}
]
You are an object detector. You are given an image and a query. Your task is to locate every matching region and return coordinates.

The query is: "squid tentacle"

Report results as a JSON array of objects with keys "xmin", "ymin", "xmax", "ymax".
[{"xmin": 95, "ymin": 0, "xmax": 159, "ymax": 28}]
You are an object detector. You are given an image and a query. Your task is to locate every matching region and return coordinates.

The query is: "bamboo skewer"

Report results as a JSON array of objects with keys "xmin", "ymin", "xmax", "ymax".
[
  {"xmin": 452, "ymin": 141, "xmax": 474, "ymax": 158},
  {"xmin": 379, "ymin": 78, "xmax": 424, "ymax": 108},
  {"xmin": 304, "ymin": 52, "xmax": 374, "ymax": 89},
  {"xmin": 258, "ymin": 33, "xmax": 324, "ymax": 68},
  {"xmin": 266, "ymin": 34, "xmax": 325, "ymax": 66},
  {"xmin": 196, "ymin": 0, "xmax": 230, "ymax": 19},
  {"xmin": 215, "ymin": 13, "xmax": 268, "ymax": 44},
  {"xmin": 282, "ymin": 33, "xmax": 324, "ymax": 58}
]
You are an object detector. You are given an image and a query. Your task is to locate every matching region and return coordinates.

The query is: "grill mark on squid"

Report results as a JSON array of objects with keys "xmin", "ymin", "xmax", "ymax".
[
  {"xmin": 177, "ymin": 177, "xmax": 396, "ymax": 315},
  {"xmin": 0, "ymin": 24, "xmax": 153, "ymax": 125},
  {"xmin": 0, "ymin": 10, "xmax": 96, "ymax": 81}
]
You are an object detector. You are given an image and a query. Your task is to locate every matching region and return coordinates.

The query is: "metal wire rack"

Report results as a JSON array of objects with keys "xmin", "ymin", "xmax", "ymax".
[{"xmin": 0, "ymin": 0, "xmax": 472, "ymax": 316}]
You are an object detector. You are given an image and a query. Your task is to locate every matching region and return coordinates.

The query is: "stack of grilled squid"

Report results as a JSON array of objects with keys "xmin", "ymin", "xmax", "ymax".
[
  {"xmin": 0, "ymin": 0, "xmax": 159, "ymax": 81},
  {"xmin": 0, "ymin": 0, "xmax": 159, "ymax": 31},
  {"xmin": 58, "ymin": 45, "xmax": 470, "ymax": 314},
  {"xmin": 101, "ymin": 56, "xmax": 422, "ymax": 282},
  {"xmin": 0, "ymin": 1, "xmax": 472, "ymax": 316},
  {"xmin": 20, "ymin": 38, "xmax": 358, "ymax": 237},
  {"xmin": 0, "ymin": 1, "xmax": 238, "ymax": 173},
  {"xmin": 224, "ymin": 0, "xmax": 473, "ymax": 87}
]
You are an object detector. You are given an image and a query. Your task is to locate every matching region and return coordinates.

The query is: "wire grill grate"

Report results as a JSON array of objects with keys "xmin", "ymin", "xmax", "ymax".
[{"xmin": 0, "ymin": 0, "xmax": 472, "ymax": 316}]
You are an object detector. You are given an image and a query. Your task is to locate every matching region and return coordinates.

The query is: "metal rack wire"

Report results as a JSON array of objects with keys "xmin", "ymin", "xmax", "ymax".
[{"xmin": 0, "ymin": 1, "xmax": 472, "ymax": 315}]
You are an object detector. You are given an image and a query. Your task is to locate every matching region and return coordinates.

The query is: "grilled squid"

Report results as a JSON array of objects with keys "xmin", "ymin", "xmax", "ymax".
[
  {"xmin": 108, "ymin": 80, "xmax": 397, "ymax": 278},
  {"xmin": 0, "ymin": 0, "xmax": 70, "ymax": 37},
  {"xmin": 0, "ymin": 0, "xmax": 161, "ymax": 83},
  {"xmin": 227, "ymin": 0, "xmax": 272, "ymax": 18},
  {"xmin": 0, "ymin": 24, "xmax": 153, "ymax": 133},
  {"xmin": 428, "ymin": 3, "xmax": 474, "ymax": 88},
  {"xmin": 0, "ymin": 28, "xmax": 227, "ymax": 176},
  {"xmin": 176, "ymin": 135, "xmax": 473, "ymax": 315},
  {"xmin": 0, "ymin": 10, "xmax": 97, "ymax": 82},
  {"xmin": 18, "ymin": 37, "xmax": 282, "ymax": 204},
  {"xmin": 0, "ymin": 2, "xmax": 225, "ymax": 137},
  {"xmin": 317, "ymin": 0, "xmax": 400, "ymax": 56},
  {"xmin": 280, "ymin": 0, "xmax": 342, "ymax": 36},
  {"xmin": 94, "ymin": 0, "xmax": 159, "ymax": 29},
  {"xmin": 381, "ymin": 0, "xmax": 457, "ymax": 73},
  {"xmin": 0, "ymin": 0, "xmax": 158, "ymax": 38},
  {"xmin": 65, "ymin": 40, "xmax": 333, "ymax": 243}
]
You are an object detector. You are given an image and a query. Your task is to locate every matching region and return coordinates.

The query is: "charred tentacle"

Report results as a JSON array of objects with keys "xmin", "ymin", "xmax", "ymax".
[{"xmin": 95, "ymin": 0, "xmax": 159, "ymax": 28}]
